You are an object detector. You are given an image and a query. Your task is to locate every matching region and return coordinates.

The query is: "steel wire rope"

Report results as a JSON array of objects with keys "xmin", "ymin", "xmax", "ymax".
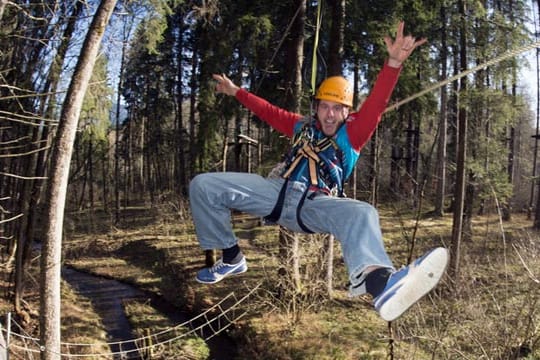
[{"xmin": 384, "ymin": 39, "xmax": 540, "ymax": 113}]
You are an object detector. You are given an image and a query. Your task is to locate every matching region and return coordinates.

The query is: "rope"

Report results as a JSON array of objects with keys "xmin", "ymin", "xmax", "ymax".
[
  {"xmin": 384, "ymin": 39, "xmax": 540, "ymax": 113},
  {"xmin": 310, "ymin": 0, "xmax": 323, "ymax": 95},
  {"xmin": 2, "ymin": 282, "xmax": 262, "ymax": 358}
]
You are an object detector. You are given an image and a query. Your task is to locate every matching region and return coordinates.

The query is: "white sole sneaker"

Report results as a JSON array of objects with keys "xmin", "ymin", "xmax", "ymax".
[
  {"xmin": 375, "ymin": 247, "xmax": 449, "ymax": 321},
  {"xmin": 195, "ymin": 258, "xmax": 248, "ymax": 284}
]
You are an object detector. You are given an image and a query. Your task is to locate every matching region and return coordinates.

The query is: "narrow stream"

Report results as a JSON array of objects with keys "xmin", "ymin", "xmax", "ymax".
[{"xmin": 62, "ymin": 267, "xmax": 237, "ymax": 359}]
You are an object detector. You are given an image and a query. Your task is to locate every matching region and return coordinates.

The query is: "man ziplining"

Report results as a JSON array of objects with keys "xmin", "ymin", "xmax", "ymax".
[{"xmin": 189, "ymin": 21, "xmax": 449, "ymax": 322}]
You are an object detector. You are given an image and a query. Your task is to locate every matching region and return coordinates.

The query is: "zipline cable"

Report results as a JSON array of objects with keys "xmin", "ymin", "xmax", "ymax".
[{"xmin": 384, "ymin": 39, "xmax": 540, "ymax": 113}]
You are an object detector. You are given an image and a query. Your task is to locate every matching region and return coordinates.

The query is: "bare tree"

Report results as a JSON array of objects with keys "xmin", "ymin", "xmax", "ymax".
[
  {"xmin": 278, "ymin": 0, "xmax": 306, "ymax": 291},
  {"xmin": 450, "ymin": 0, "xmax": 468, "ymax": 287},
  {"xmin": 533, "ymin": 0, "xmax": 540, "ymax": 228},
  {"xmin": 434, "ymin": 5, "xmax": 448, "ymax": 217},
  {"xmin": 326, "ymin": 0, "xmax": 345, "ymax": 76},
  {"xmin": 13, "ymin": 1, "xmax": 86, "ymax": 316},
  {"xmin": 39, "ymin": 1, "xmax": 117, "ymax": 358}
]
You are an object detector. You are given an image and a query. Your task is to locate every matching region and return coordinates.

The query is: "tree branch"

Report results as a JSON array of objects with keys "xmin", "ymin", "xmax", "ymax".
[
  {"xmin": 0, "ymin": 213, "xmax": 23, "ymax": 224},
  {"xmin": 0, "ymin": 145, "xmax": 49, "ymax": 158},
  {"xmin": 0, "ymin": 172, "xmax": 48, "ymax": 180}
]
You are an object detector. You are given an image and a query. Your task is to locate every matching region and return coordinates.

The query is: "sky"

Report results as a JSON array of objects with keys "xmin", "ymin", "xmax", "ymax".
[
  {"xmin": 520, "ymin": 49, "xmax": 539, "ymax": 119},
  {"xmin": 522, "ymin": 1, "xmax": 539, "ymax": 117}
]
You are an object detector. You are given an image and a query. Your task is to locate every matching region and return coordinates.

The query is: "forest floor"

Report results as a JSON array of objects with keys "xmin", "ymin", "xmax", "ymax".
[{"xmin": 2, "ymin": 199, "xmax": 540, "ymax": 359}]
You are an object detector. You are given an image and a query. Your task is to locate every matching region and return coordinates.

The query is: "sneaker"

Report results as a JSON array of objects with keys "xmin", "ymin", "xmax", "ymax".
[
  {"xmin": 196, "ymin": 257, "xmax": 248, "ymax": 284},
  {"xmin": 374, "ymin": 247, "xmax": 449, "ymax": 321}
]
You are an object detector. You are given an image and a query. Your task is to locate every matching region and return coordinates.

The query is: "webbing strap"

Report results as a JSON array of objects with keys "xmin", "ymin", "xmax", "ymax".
[
  {"xmin": 282, "ymin": 155, "xmax": 304, "ymax": 179},
  {"xmin": 264, "ymin": 178, "xmax": 289, "ymax": 223},
  {"xmin": 263, "ymin": 179, "xmax": 315, "ymax": 234},
  {"xmin": 302, "ymin": 145, "xmax": 321, "ymax": 186},
  {"xmin": 296, "ymin": 188, "xmax": 314, "ymax": 233},
  {"xmin": 282, "ymin": 136, "xmax": 334, "ymax": 187}
]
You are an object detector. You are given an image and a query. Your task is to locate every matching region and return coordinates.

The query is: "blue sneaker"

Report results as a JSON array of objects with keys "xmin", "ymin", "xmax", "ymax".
[
  {"xmin": 374, "ymin": 247, "xmax": 449, "ymax": 321},
  {"xmin": 196, "ymin": 257, "xmax": 248, "ymax": 284}
]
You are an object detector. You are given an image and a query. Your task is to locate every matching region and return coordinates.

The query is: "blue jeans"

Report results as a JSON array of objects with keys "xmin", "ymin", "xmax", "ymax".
[{"xmin": 189, "ymin": 172, "xmax": 394, "ymax": 283}]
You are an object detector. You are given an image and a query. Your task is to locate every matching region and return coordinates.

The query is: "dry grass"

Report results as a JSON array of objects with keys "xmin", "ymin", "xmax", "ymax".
[
  {"xmin": 3, "ymin": 279, "xmax": 110, "ymax": 359},
  {"xmin": 60, "ymin": 282, "xmax": 110, "ymax": 355},
  {"xmin": 62, "ymin": 202, "xmax": 540, "ymax": 359},
  {"xmin": 3, "ymin": 198, "xmax": 538, "ymax": 359},
  {"xmin": 123, "ymin": 299, "xmax": 209, "ymax": 359}
]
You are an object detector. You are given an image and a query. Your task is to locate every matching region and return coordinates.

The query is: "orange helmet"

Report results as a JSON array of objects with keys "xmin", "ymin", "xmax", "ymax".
[{"xmin": 315, "ymin": 76, "xmax": 353, "ymax": 107}]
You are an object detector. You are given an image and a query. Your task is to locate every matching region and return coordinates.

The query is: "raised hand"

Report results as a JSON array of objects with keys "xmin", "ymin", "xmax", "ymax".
[
  {"xmin": 212, "ymin": 73, "xmax": 240, "ymax": 96},
  {"xmin": 384, "ymin": 21, "xmax": 427, "ymax": 68}
]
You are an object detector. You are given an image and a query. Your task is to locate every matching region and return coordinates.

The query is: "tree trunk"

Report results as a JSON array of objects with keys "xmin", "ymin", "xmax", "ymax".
[
  {"xmin": 278, "ymin": 229, "xmax": 301, "ymax": 290},
  {"xmin": 327, "ymin": 0, "xmax": 345, "ymax": 75},
  {"xmin": 14, "ymin": 132, "xmax": 37, "ymax": 315},
  {"xmin": 283, "ymin": 0, "xmax": 305, "ymax": 113},
  {"xmin": 222, "ymin": 125, "xmax": 229, "ymax": 172},
  {"xmin": 125, "ymin": 113, "xmax": 133, "ymax": 204},
  {"xmin": 369, "ymin": 129, "xmax": 379, "ymax": 206},
  {"xmin": 78, "ymin": 150, "xmax": 87, "ymax": 210},
  {"xmin": 503, "ymin": 3, "xmax": 518, "ymax": 221},
  {"xmin": 39, "ymin": 1, "xmax": 117, "ymax": 358},
  {"xmin": 532, "ymin": 0, "xmax": 540, "ymax": 224},
  {"xmin": 13, "ymin": 0, "xmax": 83, "ymax": 315},
  {"xmin": 405, "ymin": 112, "xmax": 419, "ymax": 203},
  {"xmin": 175, "ymin": 14, "xmax": 187, "ymax": 194},
  {"xmin": 434, "ymin": 5, "xmax": 448, "ymax": 217},
  {"xmin": 449, "ymin": 0, "xmax": 468, "ymax": 288},
  {"xmin": 139, "ymin": 116, "xmax": 146, "ymax": 195},
  {"xmin": 350, "ymin": 55, "xmax": 361, "ymax": 199},
  {"xmin": 233, "ymin": 51, "xmax": 244, "ymax": 173},
  {"xmin": 502, "ymin": 71, "xmax": 518, "ymax": 221},
  {"xmin": 326, "ymin": 235, "xmax": 334, "ymax": 296},
  {"xmin": 278, "ymin": 0, "xmax": 306, "ymax": 293},
  {"xmin": 246, "ymin": 102, "xmax": 253, "ymax": 173},
  {"xmin": 101, "ymin": 145, "xmax": 109, "ymax": 212},
  {"xmin": 88, "ymin": 139, "xmax": 94, "ymax": 208},
  {"xmin": 114, "ymin": 18, "xmax": 129, "ymax": 223},
  {"xmin": 189, "ymin": 41, "xmax": 199, "ymax": 179}
]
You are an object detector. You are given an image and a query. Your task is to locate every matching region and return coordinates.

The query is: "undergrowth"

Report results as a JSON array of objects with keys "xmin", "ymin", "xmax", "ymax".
[{"xmin": 3, "ymin": 197, "xmax": 538, "ymax": 359}]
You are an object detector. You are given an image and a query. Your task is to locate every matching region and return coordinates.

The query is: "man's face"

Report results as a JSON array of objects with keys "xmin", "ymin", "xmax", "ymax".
[{"xmin": 316, "ymin": 100, "xmax": 350, "ymax": 136}]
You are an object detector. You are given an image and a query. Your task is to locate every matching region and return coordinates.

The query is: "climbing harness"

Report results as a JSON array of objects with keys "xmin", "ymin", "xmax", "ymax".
[
  {"xmin": 283, "ymin": 121, "xmax": 341, "ymax": 187},
  {"xmin": 290, "ymin": 121, "xmax": 345, "ymax": 192},
  {"xmin": 264, "ymin": 119, "xmax": 345, "ymax": 233}
]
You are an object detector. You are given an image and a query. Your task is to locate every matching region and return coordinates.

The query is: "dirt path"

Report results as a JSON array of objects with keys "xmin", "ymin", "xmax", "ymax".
[{"xmin": 62, "ymin": 267, "xmax": 145, "ymax": 358}]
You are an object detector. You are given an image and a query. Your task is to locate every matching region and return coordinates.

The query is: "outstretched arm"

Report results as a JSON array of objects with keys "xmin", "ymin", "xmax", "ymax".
[
  {"xmin": 347, "ymin": 21, "xmax": 427, "ymax": 150},
  {"xmin": 211, "ymin": 74, "xmax": 301, "ymax": 137}
]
